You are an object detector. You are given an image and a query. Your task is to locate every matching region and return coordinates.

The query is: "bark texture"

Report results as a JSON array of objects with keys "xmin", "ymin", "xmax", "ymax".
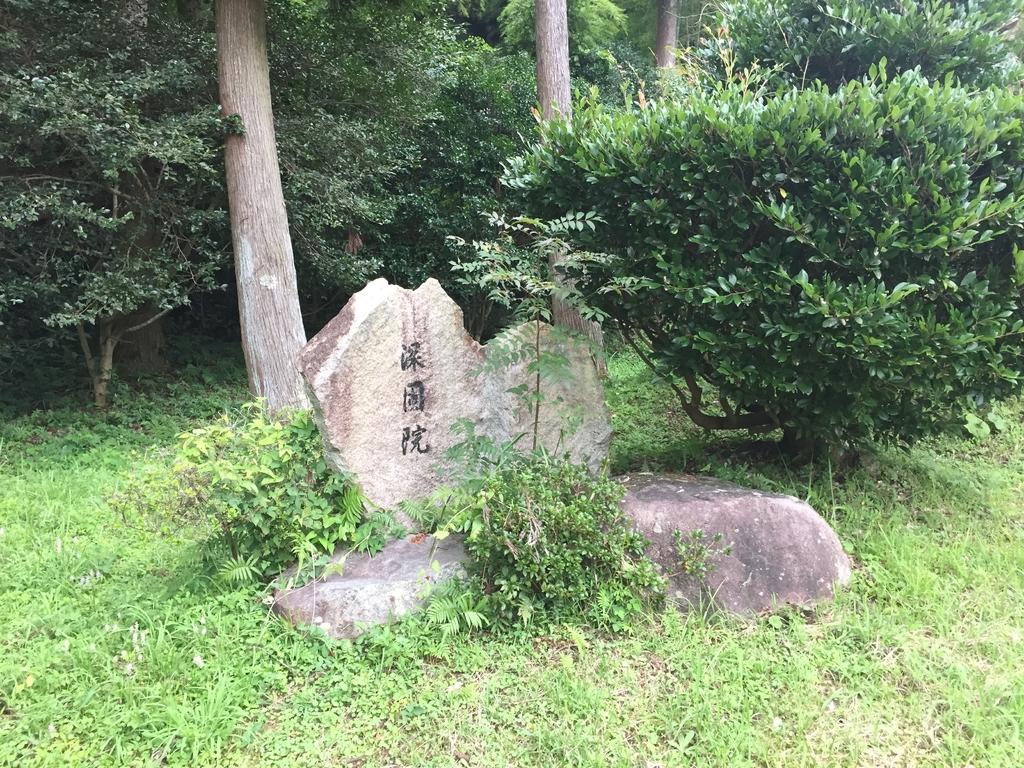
[
  {"xmin": 534, "ymin": 0, "xmax": 607, "ymax": 373},
  {"xmin": 550, "ymin": 278, "xmax": 606, "ymax": 377},
  {"xmin": 655, "ymin": 0, "xmax": 679, "ymax": 68},
  {"xmin": 116, "ymin": 304, "xmax": 168, "ymax": 375},
  {"xmin": 77, "ymin": 319, "xmax": 121, "ymax": 408},
  {"xmin": 217, "ymin": 0, "xmax": 309, "ymax": 411},
  {"xmin": 535, "ymin": 0, "xmax": 572, "ymax": 121}
]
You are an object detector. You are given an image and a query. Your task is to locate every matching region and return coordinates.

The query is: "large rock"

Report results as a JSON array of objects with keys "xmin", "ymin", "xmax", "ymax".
[
  {"xmin": 297, "ymin": 278, "xmax": 610, "ymax": 512},
  {"xmin": 621, "ymin": 474, "xmax": 851, "ymax": 616},
  {"xmin": 273, "ymin": 535, "xmax": 468, "ymax": 639}
]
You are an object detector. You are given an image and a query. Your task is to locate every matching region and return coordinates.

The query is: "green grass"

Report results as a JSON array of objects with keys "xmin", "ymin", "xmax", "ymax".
[{"xmin": 1, "ymin": 351, "xmax": 1022, "ymax": 766}]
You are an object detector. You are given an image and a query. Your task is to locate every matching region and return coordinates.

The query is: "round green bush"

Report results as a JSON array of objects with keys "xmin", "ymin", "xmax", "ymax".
[
  {"xmin": 176, "ymin": 405, "xmax": 367, "ymax": 576},
  {"xmin": 702, "ymin": 0, "xmax": 1023, "ymax": 89},
  {"xmin": 506, "ymin": 72, "xmax": 1024, "ymax": 449}
]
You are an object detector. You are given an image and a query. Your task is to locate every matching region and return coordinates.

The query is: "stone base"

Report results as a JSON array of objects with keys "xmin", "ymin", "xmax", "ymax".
[
  {"xmin": 620, "ymin": 474, "xmax": 851, "ymax": 616},
  {"xmin": 274, "ymin": 474, "xmax": 852, "ymax": 638},
  {"xmin": 273, "ymin": 535, "xmax": 468, "ymax": 639}
]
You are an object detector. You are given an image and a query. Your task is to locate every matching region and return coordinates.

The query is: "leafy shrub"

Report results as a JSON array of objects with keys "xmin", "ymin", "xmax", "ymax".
[
  {"xmin": 437, "ymin": 450, "xmax": 664, "ymax": 631},
  {"xmin": 702, "ymin": 0, "xmax": 1024, "ymax": 89},
  {"xmin": 177, "ymin": 404, "xmax": 376, "ymax": 576},
  {"xmin": 111, "ymin": 404, "xmax": 381, "ymax": 577},
  {"xmin": 506, "ymin": 71, "xmax": 1024, "ymax": 450}
]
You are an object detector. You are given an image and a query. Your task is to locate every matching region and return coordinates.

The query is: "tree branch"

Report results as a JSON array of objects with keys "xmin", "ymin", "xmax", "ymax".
[
  {"xmin": 124, "ymin": 306, "xmax": 172, "ymax": 334},
  {"xmin": 620, "ymin": 323, "xmax": 774, "ymax": 431},
  {"xmin": 76, "ymin": 322, "xmax": 98, "ymax": 384}
]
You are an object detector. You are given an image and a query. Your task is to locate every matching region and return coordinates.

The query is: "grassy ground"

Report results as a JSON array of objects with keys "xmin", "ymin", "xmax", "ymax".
[{"xmin": 1, "ymin": 350, "xmax": 1022, "ymax": 767}]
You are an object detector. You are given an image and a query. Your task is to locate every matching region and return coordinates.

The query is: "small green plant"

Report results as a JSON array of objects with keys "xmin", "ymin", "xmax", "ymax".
[
  {"xmin": 175, "ymin": 403, "xmax": 372, "ymax": 576},
  {"xmin": 113, "ymin": 402, "xmax": 381, "ymax": 578},
  {"xmin": 217, "ymin": 553, "xmax": 263, "ymax": 586},
  {"xmin": 435, "ymin": 450, "xmax": 664, "ymax": 631},
  {"xmin": 452, "ymin": 211, "xmax": 609, "ymax": 450},
  {"xmin": 672, "ymin": 529, "xmax": 732, "ymax": 581},
  {"xmin": 108, "ymin": 460, "xmax": 210, "ymax": 535},
  {"xmin": 422, "ymin": 582, "xmax": 490, "ymax": 638}
]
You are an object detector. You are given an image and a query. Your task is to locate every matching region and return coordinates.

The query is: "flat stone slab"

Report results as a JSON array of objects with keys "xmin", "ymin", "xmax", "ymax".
[
  {"xmin": 620, "ymin": 474, "xmax": 851, "ymax": 616},
  {"xmin": 297, "ymin": 278, "xmax": 610, "ymax": 515},
  {"xmin": 273, "ymin": 535, "xmax": 468, "ymax": 639}
]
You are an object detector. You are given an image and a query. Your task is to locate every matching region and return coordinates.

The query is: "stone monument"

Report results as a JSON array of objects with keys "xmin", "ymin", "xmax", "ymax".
[
  {"xmin": 276, "ymin": 280, "xmax": 850, "ymax": 639},
  {"xmin": 296, "ymin": 278, "xmax": 611, "ymax": 511}
]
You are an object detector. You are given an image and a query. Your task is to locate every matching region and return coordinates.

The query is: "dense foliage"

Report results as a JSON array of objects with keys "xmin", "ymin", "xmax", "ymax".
[
  {"xmin": 498, "ymin": 0, "xmax": 628, "ymax": 50},
  {"xmin": 0, "ymin": 1, "xmax": 227, "ymax": 390},
  {"xmin": 507, "ymin": 70, "xmax": 1024, "ymax": 449},
  {"xmin": 0, "ymin": 0, "xmax": 542, "ymax": 389},
  {"xmin": 438, "ymin": 451, "xmax": 663, "ymax": 630},
  {"xmin": 0, "ymin": 0, "xmax": 676, "ymax": 397},
  {"xmin": 375, "ymin": 42, "xmax": 536, "ymax": 330},
  {"xmin": 267, "ymin": 0, "xmax": 474, "ymax": 314},
  {"xmin": 112, "ymin": 404, "xmax": 380, "ymax": 577},
  {"xmin": 703, "ymin": 0, "xmax": 1024, "ymax": 88},
  {"xmin": 178, "ymin": 405, "xmax": 375, "ymax": 576}
]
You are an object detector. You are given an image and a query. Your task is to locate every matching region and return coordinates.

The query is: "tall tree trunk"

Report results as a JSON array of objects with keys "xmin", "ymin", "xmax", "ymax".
[
  {"xmin": 94, "ymin": 318, "xmax": 119, "ymax": 409},
  {"xmin": 216, "ymin": 0, "xmax": 309, "ymax": 412},
  {"xmin": 535, "ymin": 0, "xmax": 572, "ymax": 121},
  {"xmin": 655, "ymin": 0, "xmax": 679, "ymax": 68},
  {"xmin": 534, "ymin": 0, "xmax": 606, "ymax": 373},
  {"xmin": 78, "ymin": 318, "xmax": 122, "ymax": 408}
]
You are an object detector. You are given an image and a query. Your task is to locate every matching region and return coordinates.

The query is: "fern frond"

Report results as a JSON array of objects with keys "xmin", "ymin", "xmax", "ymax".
[{"xmin": 218, "ymin": 554, "xmax": 260, "ymax": 584}]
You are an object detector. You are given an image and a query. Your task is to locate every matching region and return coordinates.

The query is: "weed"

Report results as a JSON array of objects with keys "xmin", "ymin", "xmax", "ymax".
[{"xmin": 672, "ymin": 529, "xmax": 732, "ymax": 580}]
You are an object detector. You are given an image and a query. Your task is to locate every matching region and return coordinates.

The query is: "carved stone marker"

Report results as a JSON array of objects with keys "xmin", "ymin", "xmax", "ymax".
[{"xmin": 297, "ymin": 278, "xmax": 611, "ymax": 511}]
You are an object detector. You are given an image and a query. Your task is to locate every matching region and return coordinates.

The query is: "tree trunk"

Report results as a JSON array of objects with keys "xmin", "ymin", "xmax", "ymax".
[
  {"xmin": 535, "ymin": 0, "xmax": 572, "ymax": 121},
  {"xmin": 655, "ymin": 0, "xmax": 679, "ymax": 68},
  {"xmin": 534, "ymin": 0, "xmax": 607, "ymax": 374},
  {"xmin": 78, "ymin": 319, "xmax": 122, "ymax": 408},
  {"xmin": 94, "ymin": 319, "xmax": 119, "ymax": 409},
  {"xmin": 216, "ymin": 0, "xmax": 309, "ymax": 412},
  {"xmin": 550, "ymin": 284, "xmax": 606, "ymax": 374},
  {"xmin": 116, "ymin": 304, "xmax": 169, "ymax": 375}
]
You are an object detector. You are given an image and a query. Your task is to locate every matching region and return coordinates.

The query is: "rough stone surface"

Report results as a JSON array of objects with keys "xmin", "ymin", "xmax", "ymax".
[
  {"xmin": 297, "ymin": 278, "xmax": 610, "ymax": 512},
  {"xmin": 273, "ymin": 535, "xmax": 468, "ymax": 639},
  {"xmin": 620, "ymin": 474, "xmax": 851, "ymax": 616}
]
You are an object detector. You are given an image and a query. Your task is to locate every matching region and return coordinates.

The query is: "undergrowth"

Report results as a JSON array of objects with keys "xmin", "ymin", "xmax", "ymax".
[{"xmin": 0, "ymin": 349, "xmax": 1021, "ymax": 766}]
